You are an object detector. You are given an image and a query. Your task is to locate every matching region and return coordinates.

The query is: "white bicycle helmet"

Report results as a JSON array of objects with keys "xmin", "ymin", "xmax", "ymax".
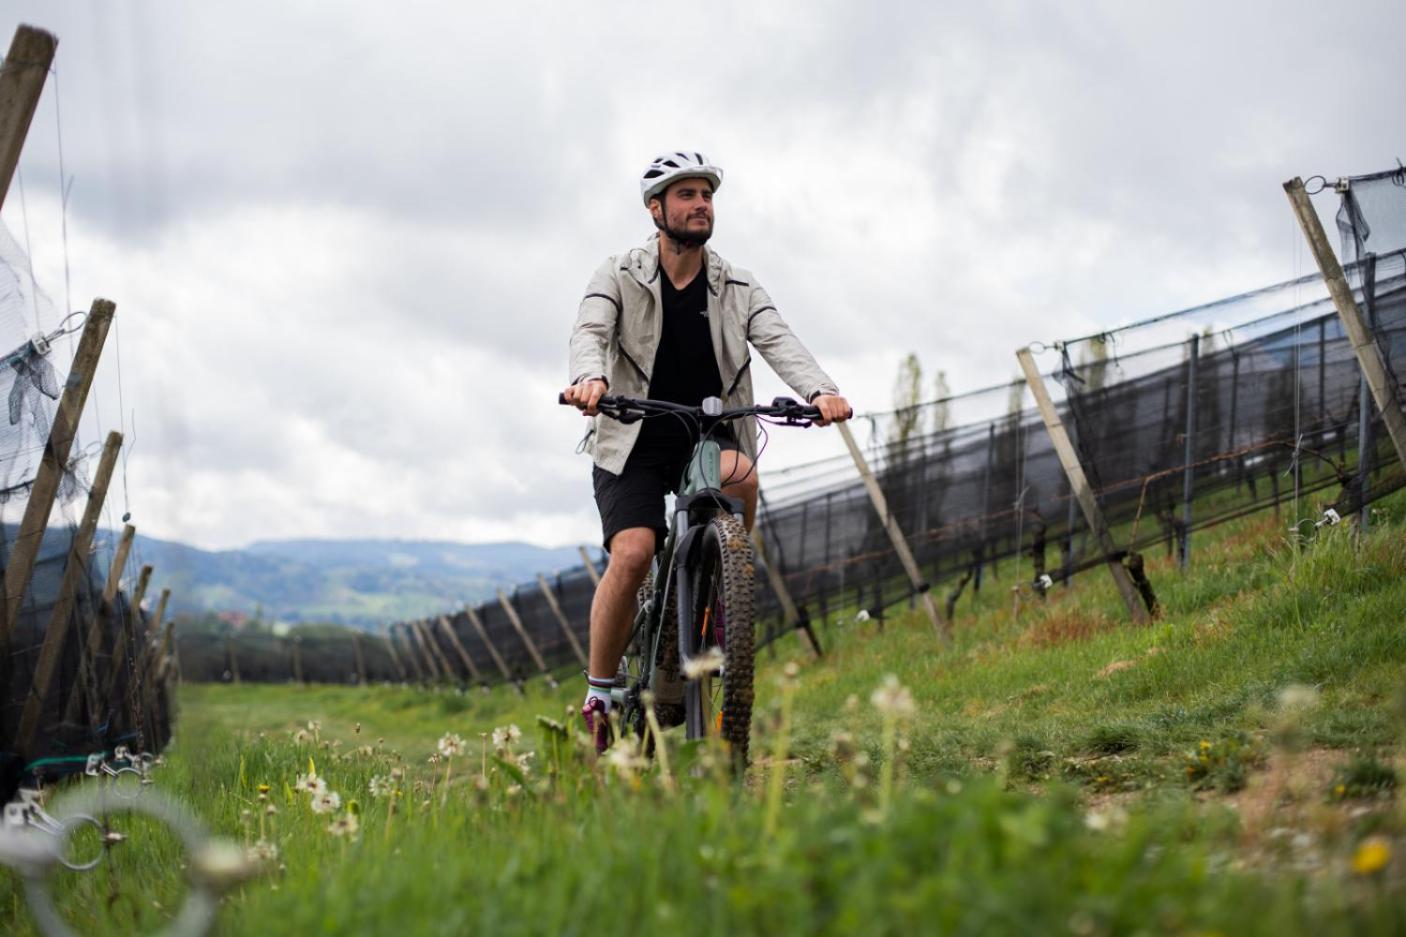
[{"xmin": 639, "ymin": 151, "xmax": 724, "ymax": 206}]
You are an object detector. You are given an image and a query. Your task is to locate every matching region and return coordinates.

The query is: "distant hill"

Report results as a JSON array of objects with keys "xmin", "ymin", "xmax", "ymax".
[{"xmin": 124, "ymin": 534, "xmax": 595, "ymax": 629}]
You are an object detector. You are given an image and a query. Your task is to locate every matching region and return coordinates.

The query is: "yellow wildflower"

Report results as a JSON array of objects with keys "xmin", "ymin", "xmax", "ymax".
[{"xmin": 1352, "ymin": 836, "xmax": 1391, "ymax": 876}]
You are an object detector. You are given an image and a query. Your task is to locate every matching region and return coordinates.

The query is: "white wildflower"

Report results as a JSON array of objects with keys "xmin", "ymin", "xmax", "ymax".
[
  {"xmin": 328, "ymin": 813, "xmax": 360, "ymax": 838},
  {"xmin": 437, "ymin": 733, "xmax": 465, "ymax": 758},
  {"xmin": 368, "ymin": 776, "xmax": 392, "ymax": 798},
  {"xmin": 491, "ymin": 725, "xmax": 522, "ymax": 750},
  {"xmin": 310, "ymin": 791, "xmax": 342, "ymax": 815},
  {"xmin": 247, "ymin": 839, "xmax": 279, "ymax": 863},
  {"xmin": 682, "ymin": 647, "xmax": 725, "ymax": 680},
  {"xmin": 294, "ymin": 772, "xmax": 326, "ymax": 796},
  {"xmin": 870, "ymin": 675, "xmax": 916, "ymax": 718}
]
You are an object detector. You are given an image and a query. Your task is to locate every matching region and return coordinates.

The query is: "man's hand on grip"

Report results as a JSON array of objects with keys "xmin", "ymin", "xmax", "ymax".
[{"xmin": 562, "ymin": 379, "xmax": 609, "ymax": 416}]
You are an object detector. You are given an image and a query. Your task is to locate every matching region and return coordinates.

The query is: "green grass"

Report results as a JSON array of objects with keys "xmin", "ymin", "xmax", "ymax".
[{"xmin": 3, "ymin": 493, "xmax": 1405, "ymax": 935}]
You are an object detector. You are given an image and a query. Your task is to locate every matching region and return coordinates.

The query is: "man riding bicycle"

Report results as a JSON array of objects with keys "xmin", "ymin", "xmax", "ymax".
[{"xmin": 562, "ymin": 151, "xmax": 851, "ymax": 752}]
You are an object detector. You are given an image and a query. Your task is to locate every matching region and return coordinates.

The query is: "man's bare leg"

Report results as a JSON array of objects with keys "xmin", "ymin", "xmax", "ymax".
[
  {"xmin": 588, "ymin": 526, "xmax": 656, "ymax": 680},
  {"xmin": 720, "ymin": 450, "xmax": 759, "ymax": 531}
]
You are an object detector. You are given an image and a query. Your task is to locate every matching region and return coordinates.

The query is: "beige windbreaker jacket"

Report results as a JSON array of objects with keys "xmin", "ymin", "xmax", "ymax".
[{"xmin": 569, "ymin": 234, "xmax": 840, "ymax": 476}]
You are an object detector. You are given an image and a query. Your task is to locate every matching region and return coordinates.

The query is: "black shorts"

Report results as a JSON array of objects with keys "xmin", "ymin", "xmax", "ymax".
[{"xmin": 594, "ymin": 432, "xmax": 741, "ymax": 551}]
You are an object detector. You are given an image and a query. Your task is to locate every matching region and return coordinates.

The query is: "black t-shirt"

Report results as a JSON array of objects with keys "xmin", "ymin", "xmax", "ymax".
[{"xmin": 637, "ymin": 266, "xmax": 723, "ymax": 452}]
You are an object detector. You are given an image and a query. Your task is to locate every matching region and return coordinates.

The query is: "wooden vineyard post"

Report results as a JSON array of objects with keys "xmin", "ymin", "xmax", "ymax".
[
  {"xmin": 350, "ymin": 630, "xmax": 366, "ymax": 686},
  {"xmin": 130, "ymin": 565, "xmax": 154, "ymax": 614},
  {"xmin": 1284, "ymin": 177, "xmax": 1406, "ymax": 470},
  {"xmin": 227, "ymin": 634, "xmax": 242, "ymax": 684},
  {"xmin": 0, "ymin": 299, "xmax": 115, "ymax": 656},
  {"xmin": 1015, "ymin": 348, "xmax": 1150, "ymax": 624},
  {"xmin": 290, "ymin": 635, "xmax": 304, "ymax": 685},
  {"xmin": 835, "ymin": 421, "xmax": 949, "ymax": 642},
  {"xmin": 15, "ymin": 431, "xmax": 121, "ymax": 751},
  {"xmin": 578, "ymin": 545, "xmax": 602, "ymax": 587},
  {"xmin": 413, "ymin": 618, "xmax": 455, "ymax": 684},
  {"xmin": 536, "ymin": 574, "xmax": 587, "ymax": 668},
  {"xmin": 437, "ymin": 615, "xmax": 484, "ymax": 685},
  {"xmin": 62, "ymin": 522, "xmax": 135, "ymax": 725},
  {"xmin": 497, "ymin": 589, "xmax": 554, "ymax": 685},
  {"xmin": 749, "ymin": 526, "xmax": 821, "ymax": 658},
  {"xmin": 381, "ymin": 624, "xmax": 408, "ymax": 682},
  {"xmin": 1181, "ymin": 333, "xmax": 1199, "ymax": 571},
  {"xmin": 391, "ymin": 624, "xmax": 424, "ymax": 683},
  {"xmin": 465, "ymin": 605, "xmax": 520, "ymax": 693},
  {"xmin": 0, "ymin": 25, "xmax": 57, "ymax": 210}
]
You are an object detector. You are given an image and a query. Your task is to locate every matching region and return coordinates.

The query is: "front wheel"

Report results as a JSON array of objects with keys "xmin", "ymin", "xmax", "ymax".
[{"xmin": 684, "ymin": 514, "xmax": 755, "ymax": 767}]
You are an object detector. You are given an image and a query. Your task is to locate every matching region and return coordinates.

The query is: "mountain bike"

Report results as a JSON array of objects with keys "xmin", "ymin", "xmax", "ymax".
[{"xmin": 561, "ymin": 393, "xmax": 824, "ymax": 767}]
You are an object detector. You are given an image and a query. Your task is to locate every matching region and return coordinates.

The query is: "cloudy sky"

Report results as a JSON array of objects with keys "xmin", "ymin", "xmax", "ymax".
[{"xmin": 2, "ymin": 0, "xmax": 1400, "ymax": 551}]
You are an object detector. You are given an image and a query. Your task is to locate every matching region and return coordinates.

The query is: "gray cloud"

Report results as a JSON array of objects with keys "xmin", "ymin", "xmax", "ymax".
[{"xmin": 3, "ymin": 0, "xmax": 1400, "ymax": 550}]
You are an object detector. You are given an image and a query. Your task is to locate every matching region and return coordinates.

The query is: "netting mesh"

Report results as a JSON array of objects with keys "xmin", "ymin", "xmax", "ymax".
[
  {"xmin": 0, "ymin": 220, "xmax": 172, "ymax": 802},
  {"xmin": 180, "ymin": 166, "xmax": 1406, "ymax": 688}
]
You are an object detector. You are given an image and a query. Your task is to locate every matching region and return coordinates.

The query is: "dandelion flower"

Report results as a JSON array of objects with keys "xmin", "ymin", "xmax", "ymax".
[
  {"xmin": 294, "ymin": 772, "xmax": 326, "ymax": 796},
  {"xmin": 491, "ymin": 725, "xmax": 523, "ymax": 750},
  {"xmin": 682, "ymin": 647, "xmax": 724, "ymax": 680},
  {"xmin": 605, "ymin": 745, "xmax": 648, "ymax": 777},
  {"xmin": 1353, "ymin": 836, "xmax": 1392, "ymax": 876},
  {"xmin": 328, "ymin": 813, "xmax": 360, "ymax": 838},
  {"xmin": 870, "ymin": 675, "xmax": 916, "ymax": 718},
  {"xmin": 257, "ymin": 783, "xmax": 271, "ymax": 795},
  {"xmin": 369, "ymin": 776, "xmax": 392, "ymax": 798},
  {"xmin": 247, "ymin": 839, "xmax": 279, "ymax": 863},
  {"xmin": 438, "ymin": 733, "xmax": 465, "ymax": 758},
  {"xmin": 310, "ymin": 791, "xmax": 342, "ymax": 815},
  {"xmin": 307, "ymin": 720, "xmax": 322, "ymax": 733},
  {"xmin": 293, "ymin": 729, "xmax": 311, "ymax": 744},
  {"xmin": 427, "ymin": 752, "xmax": 442, "ymax": 765}
]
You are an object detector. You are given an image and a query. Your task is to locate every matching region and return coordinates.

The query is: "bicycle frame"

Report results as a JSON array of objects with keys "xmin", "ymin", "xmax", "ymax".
[{"xmin": 612, "ymin": 435, "xmax": 744, "ymax": 718}]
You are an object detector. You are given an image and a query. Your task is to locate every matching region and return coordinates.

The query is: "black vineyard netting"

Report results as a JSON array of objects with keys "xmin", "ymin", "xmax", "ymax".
[
  {"xmin": 0, "ymin": 221, "xmax": 173, "ymax": 804},
  {"xmin": 180, "ymin": 168, "xmax": 1406, "ymax": 686}
]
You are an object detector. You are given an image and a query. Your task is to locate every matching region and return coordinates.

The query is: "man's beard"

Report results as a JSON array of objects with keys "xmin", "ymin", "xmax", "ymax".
[{"xmin": 656, "ymin": 214, "xmax": 712, "ymax": 248}]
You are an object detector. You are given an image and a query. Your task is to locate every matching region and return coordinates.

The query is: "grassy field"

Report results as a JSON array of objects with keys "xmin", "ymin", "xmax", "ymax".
[{"xmin": 2, "ymin": 493, "xmax": 1404, "ymax": 935}]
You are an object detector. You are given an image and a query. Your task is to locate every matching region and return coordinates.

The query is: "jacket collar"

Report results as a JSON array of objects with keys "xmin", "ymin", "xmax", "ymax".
[{"xmin": 630, "ymin": 233, "xmax": 724, "ymax": 295}]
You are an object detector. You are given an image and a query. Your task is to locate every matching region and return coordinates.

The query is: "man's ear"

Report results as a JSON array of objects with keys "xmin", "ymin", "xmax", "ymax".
[{"xmin": 648, "ymin": 195, "xmax": 663, "ymax": 225}]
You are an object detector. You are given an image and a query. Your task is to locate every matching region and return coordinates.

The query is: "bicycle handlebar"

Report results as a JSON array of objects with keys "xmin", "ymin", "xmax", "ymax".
[{"xmin": 558, "ymin": 393, "xmax": 830, "ymax": 426}]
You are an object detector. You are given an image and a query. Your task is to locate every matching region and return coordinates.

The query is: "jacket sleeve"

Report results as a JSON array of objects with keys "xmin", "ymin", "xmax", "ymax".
[
  {"xmin": 568, "ymin": 258, "xmax": 622, "ymax": 387},
  {"xmin": 744, "ymin": 278, "xmax": 839, "ymax": 402}
]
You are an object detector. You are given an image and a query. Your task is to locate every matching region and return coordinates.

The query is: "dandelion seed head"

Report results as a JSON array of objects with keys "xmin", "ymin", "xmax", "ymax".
[
  {"xmin": 438, "ymin": 733, "xmax": 466, "ymax": 758},
  {"xmin": 328, "ymin": 813, "xmax": 360, "ymax": 838},
  {"xmin": 293, "ymin": 730, "xmax": 311, "ymax": 744},
  {"xmin": 870, "ymin": 675, "xmax": 916, "ymax": 718},
  {"xmin": 310, "ymin": 791, "xmax": 342, "ymax": 815},
  {"xmin": 682, "ymin": 647, "xmax": 725, "ymax": 680}
]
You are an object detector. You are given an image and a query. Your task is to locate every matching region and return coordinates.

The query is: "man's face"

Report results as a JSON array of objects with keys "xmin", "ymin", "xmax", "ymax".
[{"xmin": 651, "ymin": 176, "xmax": 714, "ymax": 246}]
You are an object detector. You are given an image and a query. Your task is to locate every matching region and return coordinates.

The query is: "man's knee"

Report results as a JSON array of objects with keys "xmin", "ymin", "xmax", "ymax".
[
  {"xmin": 721, "ymin": 452, "xmax": 758, "ymax": 497},
  {"xmin": 606, "ymin": 528, "xmax": 656, "ymax": 580}
]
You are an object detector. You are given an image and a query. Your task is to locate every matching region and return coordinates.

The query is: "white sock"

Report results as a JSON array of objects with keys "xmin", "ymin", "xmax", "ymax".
[{"xmin": 585, "ymin": 676, "xmax": 614, "ymax": 713}]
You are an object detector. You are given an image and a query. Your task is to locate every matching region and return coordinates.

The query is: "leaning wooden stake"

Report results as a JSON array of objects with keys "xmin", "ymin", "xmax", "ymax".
[
  {"xmin": 130, "ymin": 565, "xmax": 154, "ymax": 615},
  {"xmin": 578, "ymin": 545, "xmax": 602, "ymax": 587},
  {"xmin": 749, "ymin": 526, "xmax": 820, "ymax": 658},
  {"xmin": 835, "ymin": 421, "xmax": 949, "ymax": 641},
  {"xmin": 1284, "ymin": 177, "xmax": 1406, "ymax": 469},
  {"xmin": 290, "ymin": 635, "xmax": 304, "ymax": 685},
  {"xmin": 497, "ymin": 589, "xmax": 550, "ymax": 678},
  {"xmin": 413, "ymin": 618, "xmax": 455, "ymax": 683},
  {"xmin": 63, "ymin": 522, "xmax": 135, "ymax": 725},
  {"xmin": 350, "ymin": 631, "xmax": 366, "ymax": 685},
  {"xmin": 390, "ymin": 624, "xmax": 421, "ymax": 683},
  {"xmin": 0, "ymin": 299, "xmax": 115, "ymax": 653},
  {"xmin": 0, "ymin": 25, "xmax": 57, "ymax": 210},
  {"xmin": 465, "ymin": 604, "xmax": 520, "ymax": 691},
  {"xmin": 437, "ymin": 615, "xmax": 484, "ymax": 684},
  {"xmin": 536, "ymin": 574, "xmax": 587, "ymax": 668},
  {"xmin": 15, "ymin": 431, "xmax": 122, "ymax": 751},
  {"xmin": 1015, "ymin": 348, "xmax": 1150, "ymax": 624},
  {"xmin": 381, "ymin": 624, "xmax": 408, "ymax": 682},
  {"xmin": 227, "ymin": 634, "xmax": 242, "ymax": 684}
]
